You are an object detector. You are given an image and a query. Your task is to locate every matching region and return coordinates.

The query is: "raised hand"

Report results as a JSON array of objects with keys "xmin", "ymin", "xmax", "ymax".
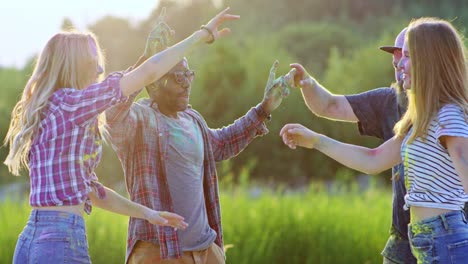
[
  {"xmin": 201, "ymin": 7, "xmax": 240, "ymax": 43},
  {"xmin": 289, "ymin": 63, "xmax": 315, "ymax": 88},
  {"xmin": 144, "ymin": 7, "xmax": 175, "ymax": 57},
  {"xmin": 145, "ymin": 209, "xmax": 189, "ymax": 230},
  {"xmin": 280, "ymin": 123, "xmax": 321, "ymax": 149},
  {"xmin": 260, "ymin": 60, "xmax": 293, "ymax": 114}
]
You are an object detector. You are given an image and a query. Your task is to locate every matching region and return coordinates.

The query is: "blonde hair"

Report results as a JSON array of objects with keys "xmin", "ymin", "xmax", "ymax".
[
  {"xmin": 394, "ymin": 18, "xmax": 468, "ymax": 143},
  {"xmin": 4, "ymin": 31, "xmax": 105, "ymax": 176}
]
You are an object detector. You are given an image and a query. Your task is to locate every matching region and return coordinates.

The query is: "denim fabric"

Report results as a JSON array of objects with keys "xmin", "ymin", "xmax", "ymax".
[
  {"xmin": 13, "ymin": 210, "xmax": 91, "ymax": 264},
  {"xmin": 382, "ymin": 232, "xmax": 416, "ymax": 264},
  {"xmin": 408, "ymin": 210, "xmax": 468, "ymax": 264}
]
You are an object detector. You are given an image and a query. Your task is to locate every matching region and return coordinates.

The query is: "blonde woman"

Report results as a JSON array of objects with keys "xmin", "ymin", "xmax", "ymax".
[
  {"xmin": 281, "ymin": 17, "xmax": 468, "ymax": 263},
  {"xmin": 4, "ymin": 8, "xmax": 239, "ymax": 264}
]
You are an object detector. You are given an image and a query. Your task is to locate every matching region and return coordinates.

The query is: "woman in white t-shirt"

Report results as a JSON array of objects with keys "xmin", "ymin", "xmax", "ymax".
[{"xmin": 281, "ymin": 17, "xmax": 468, "ymax": 263}]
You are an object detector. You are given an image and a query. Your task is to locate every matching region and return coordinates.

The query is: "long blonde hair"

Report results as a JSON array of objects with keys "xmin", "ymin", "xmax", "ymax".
[
  {"xmin": 394, "ymin": 18, "xmax": 468, "ymax": 142},
  {"xmin": 4, "ymin": 31, "xmax": 105, "ymax": 176}
]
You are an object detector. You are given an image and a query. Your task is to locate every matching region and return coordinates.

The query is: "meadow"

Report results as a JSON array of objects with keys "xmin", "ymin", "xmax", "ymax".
[{"xmin": 1, "ymin": 185, "xmax": 391, "ymax": 264}]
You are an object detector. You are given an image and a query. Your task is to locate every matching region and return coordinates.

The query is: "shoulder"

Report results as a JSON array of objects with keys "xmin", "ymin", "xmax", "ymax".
[
  {"xmin": 435, "ymin": 104, "xmax": 468, "ymax": 135},
  {"xmin": 185, "ymin": 107, "xmax": 208, "ymax": 125},
  {"xmin": 50, "ymin": 87, "xmax": 76, "ymax": 105},
  {"xmin": 132, "ymin": 98, "xmax": 156, "ymax": 113},
  {"xmin": 345, "ymin": 87, "xmax": 398, "ymax": 115},
  {"xmin": 362, "ymin": 87, "xmax": 396, "ymax": 98},
  {"xmin": 135, "ymin": 98, "xmax": 152, "ymax": 107},
  {"xmin": 439, "ymin": 104, "xmax": 465, "ymax": 114},
  {"xmin": 54, "ymin": 87, "xmax": 77, "ymax": 96},
  {"xmin": 438, "ymin": 104, "xmax": 467, "ymax": 122},
  {"xmin": 346, "ymin": 87, "xmax": 396, "ymax": 103},
  {"xmin": 186, "ymin": 106, "xmax": 203, "ymax": 118}
]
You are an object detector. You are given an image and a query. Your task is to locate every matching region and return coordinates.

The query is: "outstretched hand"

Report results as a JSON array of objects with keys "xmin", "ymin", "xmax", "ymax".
[
  {"xmin": 201, "ymin": 7, "xmax": 240, "ymax": 43},
  {"xmin": 289, "ymin": 63, "xmax": 315, "ymax": 88},
  {"xmin": 260, "ymin": 60, "xmax": 294, "ymax": 114},
  {"xmin": 280, "ymin": 123, "xmax": 321, "ymax": 149},
  {"xmin": 144, "ymin": 7, "xmax": 175, "ymax": 58},
  {"xmin": 145, "ymin": 210, "xmax": 189, "ymax": 230}
]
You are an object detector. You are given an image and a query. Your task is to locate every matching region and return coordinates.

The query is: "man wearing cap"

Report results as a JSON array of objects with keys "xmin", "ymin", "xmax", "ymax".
[
  {"xmin": 288, "ymin": 28, "xmax": 416, "ymax": 264},
  {"xmin": 105, "ymin": 12, "xmax": 292, "ymax": 264}
]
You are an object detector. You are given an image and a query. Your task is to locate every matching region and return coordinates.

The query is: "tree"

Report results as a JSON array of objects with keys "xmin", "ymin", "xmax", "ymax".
[{"xmin": 61, "ymin": 17, "xmax": 76, "ymax": 31}]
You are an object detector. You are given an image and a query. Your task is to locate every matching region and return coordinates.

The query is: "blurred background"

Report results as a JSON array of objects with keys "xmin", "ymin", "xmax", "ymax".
[{"xmin": 1, "ymin": 0, "xmax": 467, "ymax": 263}]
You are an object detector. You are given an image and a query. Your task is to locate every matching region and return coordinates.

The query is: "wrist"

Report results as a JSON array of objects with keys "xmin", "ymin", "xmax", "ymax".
[
  {"xmin": 141, "ymin": 206, "xmax": 152, "ymax": 220},
  {"xmin": 193, "ymin": 29, "xmax": 210, "ymax": 45},
  {"xmin": 200, "ymin": 25, "xmax": 215, "ymax": 44},
  {"xmin": 313, "ymin": 134, "xmax": 324, "ymax": 150},
  {"xmin": 257, "ymin": 102, "xmax": 272, "ymax": 121}
]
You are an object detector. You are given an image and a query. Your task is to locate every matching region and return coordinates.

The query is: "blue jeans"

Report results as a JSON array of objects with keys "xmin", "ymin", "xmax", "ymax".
[
  {"xmin": 13, "ymin": 210, "xmax": 91, "ymax": 264},
  {"xmin": 408, "ymin": 210, "xmax": 468, "ymax": 264}
]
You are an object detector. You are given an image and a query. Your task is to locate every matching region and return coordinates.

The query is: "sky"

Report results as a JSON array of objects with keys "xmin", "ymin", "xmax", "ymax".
[{"xmin": 0, "ymin": 0, "xmax": 162, "ymax": 68}]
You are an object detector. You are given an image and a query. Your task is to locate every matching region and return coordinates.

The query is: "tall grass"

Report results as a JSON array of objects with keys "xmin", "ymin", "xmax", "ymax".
[{"xmin": 0, "ymin": 185, "xmax": 391, "ymax": 264}]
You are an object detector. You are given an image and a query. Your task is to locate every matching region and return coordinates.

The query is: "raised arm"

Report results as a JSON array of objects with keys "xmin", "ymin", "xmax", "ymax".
[
  {"xmin": 206, "ymin": 61, "xmax": 292, "ymax": 160},
  {"xmin": 119, "ymin": 7, "xmax": 239, "ymax": 97},
  {"xmin": 289, "ymin": 63, "xmax": 358, "ymax": 121},
  {"xmin": 280, "ymin": 123, "xmax": 402, "ymax": 174}
]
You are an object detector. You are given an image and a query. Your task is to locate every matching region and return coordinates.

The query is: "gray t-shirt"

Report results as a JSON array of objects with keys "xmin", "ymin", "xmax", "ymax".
[{"xmin": 162, "ymin": 112, "xmax": 217, "ymax": 251}]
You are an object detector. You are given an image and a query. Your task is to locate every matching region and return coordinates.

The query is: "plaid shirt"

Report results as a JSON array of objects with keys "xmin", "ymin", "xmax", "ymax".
[
  {"xmin": 105, "ymin": 94, "xmax": 269, "ymax": 261},
  {"xmin": 29, "ymin": 73, "xmax": 127, "ymax": 214}
]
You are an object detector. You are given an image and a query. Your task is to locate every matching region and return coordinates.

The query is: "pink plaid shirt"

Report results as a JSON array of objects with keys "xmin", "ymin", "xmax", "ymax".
[
  {"xmin": 29, "ymin": 72, "xmax": 128, "ymax": 214},
  {"xmin": 105, "ymin": 95, "xmax": 269, "ymax": 261}
]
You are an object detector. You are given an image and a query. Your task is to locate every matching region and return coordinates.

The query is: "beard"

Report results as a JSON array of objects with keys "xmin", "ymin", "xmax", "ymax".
[{"xmin": 394, "ymin": 80, "xmax": 408, "ymax": 110}]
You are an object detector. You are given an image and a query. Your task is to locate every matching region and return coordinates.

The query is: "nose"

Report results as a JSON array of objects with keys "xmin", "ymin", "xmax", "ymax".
[
  {"xmin": 181, "ymin": 81, "xmax": 190, "ymax": 89},
  {"xmin": 397, "ymin": 57, "xmax": 407, "ymax": 70},
  {"xmin": 397, "ymin": 60, "xmax": 403, "ymax": 71}
]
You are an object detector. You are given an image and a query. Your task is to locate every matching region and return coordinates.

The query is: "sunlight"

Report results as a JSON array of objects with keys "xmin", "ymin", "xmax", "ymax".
[{"xmin": 1, "ymin": 0, "xmax": 160, "ymax": 68}]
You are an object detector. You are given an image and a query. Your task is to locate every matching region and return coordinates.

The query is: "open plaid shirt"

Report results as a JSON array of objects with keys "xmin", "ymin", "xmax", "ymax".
[
  {"xmin": 105, "ymin": 94, "xmax": 269, "ymax": 261},
  {"xmin": 29, "ymin": 73, "xmax": 127, "ymax": 214}
]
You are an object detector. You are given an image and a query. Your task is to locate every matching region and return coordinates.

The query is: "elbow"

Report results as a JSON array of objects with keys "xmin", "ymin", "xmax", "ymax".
[
  {"xmin": 322, "ymin": 98, "xmax": 341, "ymax": 118},
  {"xmin": 307, "ymin": 103, "xmax": 329, "ymax": 118},
  {"xmin": 314, "ymin": 97, "xmax": 339, "ymax": 119},
  {"xmin": 363, "ymin": 167, "xmax": 383, "ymax": 175},
  {"xmin": 361, "ymin": 149, "xmax": 384, "ymax": 175}
]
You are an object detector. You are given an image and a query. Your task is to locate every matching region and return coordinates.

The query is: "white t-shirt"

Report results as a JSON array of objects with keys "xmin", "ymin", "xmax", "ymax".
[{"xmin": 402, "ymin": 104, "xmax": 468, "ymax": 210}]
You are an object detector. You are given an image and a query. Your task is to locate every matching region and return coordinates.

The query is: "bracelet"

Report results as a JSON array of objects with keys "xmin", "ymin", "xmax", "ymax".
[{"xmin": 200, "ymin": 25, "xmax": 215, "ymax": 44}]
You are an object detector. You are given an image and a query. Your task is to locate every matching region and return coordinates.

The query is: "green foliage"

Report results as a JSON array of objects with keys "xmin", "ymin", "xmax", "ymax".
[
  {"xmin": 61, "ymin": 17, "xmax": 76, "ymax": 31},
  {"xmin": 88, "ymin": 17, "xmax": 145, "ymax": 72},
  {"xmin": 2, "ymin": 0, "xmax": 468, "ymax": 185},
  {"xmin": 221, "ymin": 186, "xmax": 391, "ymax": 264},
  {"xmin": 276, "ymin": 22, "xmax": 361, "ymax": 76},
  {"xmin": 0, "ymin": 185, "xmax": 391, "ymax": 264},
  {"xmin": 322, "ymin": 39, "xmax": 395, "ymax": 96},
  {"xmin": 0, "ymin": 67, "xmax": 30, "ymax": 182}
]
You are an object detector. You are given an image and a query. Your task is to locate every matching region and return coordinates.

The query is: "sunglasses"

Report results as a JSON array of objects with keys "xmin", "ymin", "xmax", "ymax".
[{"xmin": 166, "ymin": 70, "xmax": 195, "ymax": 86}]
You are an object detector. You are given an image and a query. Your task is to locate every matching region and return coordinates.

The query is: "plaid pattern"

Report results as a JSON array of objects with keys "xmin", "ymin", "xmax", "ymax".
[
  {"xmin": 105, "ymin": 96, "xmax": 269, "ymax": 261},
  {"xmin": 29, "ymin": 72, "xmax": 127, "ymax": 214}
]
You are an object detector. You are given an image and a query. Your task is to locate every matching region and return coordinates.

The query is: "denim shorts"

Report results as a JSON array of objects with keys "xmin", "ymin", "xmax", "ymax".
[
  {"xmin": 13, "ymin": 209, "xmax": 91, "ymax": 264},
  {"xmin": 408, "ymin": 210, "xmax": 468, "ymax": 264}
]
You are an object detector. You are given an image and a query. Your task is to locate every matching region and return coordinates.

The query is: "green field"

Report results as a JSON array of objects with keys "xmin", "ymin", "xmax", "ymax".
[{"xmin": 0, "ymin": 185, "xmax": 391, "ymax": 264}]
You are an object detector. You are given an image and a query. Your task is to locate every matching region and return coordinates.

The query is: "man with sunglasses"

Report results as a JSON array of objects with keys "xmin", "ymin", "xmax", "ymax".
[{"xmin": 105, "ymin": 16, "xmax": 291, "ymax": 263}]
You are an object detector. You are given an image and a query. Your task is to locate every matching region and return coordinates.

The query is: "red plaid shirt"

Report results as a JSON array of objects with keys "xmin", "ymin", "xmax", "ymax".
[
  {"xmin": 29, "ymin": 72, "xmax": 127, "ymax": 214},
  {"xmin": 105, "ymin": 95, "xmax": 269, "ymax": 261}
]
